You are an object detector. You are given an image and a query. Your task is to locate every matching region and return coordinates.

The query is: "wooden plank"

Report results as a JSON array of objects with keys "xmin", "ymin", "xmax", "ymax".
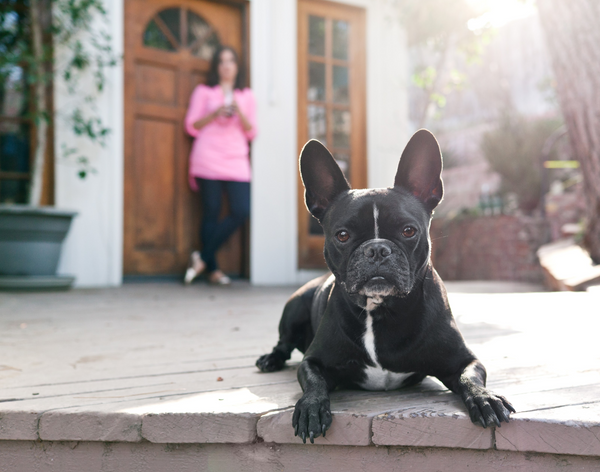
[
  {"xmin": 257, "ymin": 379, "xmax": 453, "ymax": 446},
  {"xmin": 258, "ymin": 409, "xmax": 373, "ymax": 446},
  {"xmin": 496, "ymin": 403, "xmax": 600, "ymax": 457},
  {"xmin": 0, "ymin": 411, "xmax": 38, "ymax": 441},
  {"xmin": 39, "ymin": 411, "xmax": 143, "ymax": 442},
  {"xmin": 371, "ymin": 396, "xmax": 493, "ymax": 449}
]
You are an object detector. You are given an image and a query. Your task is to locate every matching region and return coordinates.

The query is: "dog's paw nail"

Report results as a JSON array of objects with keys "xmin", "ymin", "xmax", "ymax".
[
  {"xmin": 302, "ymin": 432, "xmax": 306, "ymax": 444},
  {"xmin": 294, "ymin": 424, "xmax": 299, "ymax": 436},
  {"xmin": 322, "ymin": 424, "xmax": 327, "ymax": 437},
  {"xmin": 310, "ymin": 431, "xmax": 314, "ymax": 444}
]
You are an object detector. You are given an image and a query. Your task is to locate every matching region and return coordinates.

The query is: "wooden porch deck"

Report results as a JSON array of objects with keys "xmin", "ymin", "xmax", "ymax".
[{"xmin": 1, "ymin": 281, "xmax": 599, "ymax": 471}]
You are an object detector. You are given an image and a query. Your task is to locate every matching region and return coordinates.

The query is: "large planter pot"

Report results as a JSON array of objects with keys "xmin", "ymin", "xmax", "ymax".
[{"xmin": 0, "ymin": 205, "xmax": 77, "ymax": 290}]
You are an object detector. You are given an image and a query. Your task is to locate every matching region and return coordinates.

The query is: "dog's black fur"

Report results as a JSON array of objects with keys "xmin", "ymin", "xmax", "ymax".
[{"xmin": 256, "ymin": 130, "xmax": 515, "ymax": 444}]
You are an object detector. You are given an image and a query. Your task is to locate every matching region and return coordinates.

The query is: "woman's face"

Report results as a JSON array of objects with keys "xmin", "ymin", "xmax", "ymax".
[{"xmin": 218, "ymin": 49, "xmax": 238, "ymax": 83}]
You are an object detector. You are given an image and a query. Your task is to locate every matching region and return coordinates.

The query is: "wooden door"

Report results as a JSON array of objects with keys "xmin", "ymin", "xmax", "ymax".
[
  {"xmin": 297, "ymin": 0, "xmax": 367, "ymax": 269},
  {"xmin": 124, "ymin": 0, "xmax": 248, "ymax": 275}
]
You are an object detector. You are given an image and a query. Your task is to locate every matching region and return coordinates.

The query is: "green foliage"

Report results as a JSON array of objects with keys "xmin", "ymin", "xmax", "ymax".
[
  {"xmin": 0, "ymin": 0, "xmax": 118, "ymax": 179},
  {"xmin": 412, "ymin": 66, "xmax": 437, "ymax": 89},
  {"xmin": 481, "ymin": 113, "xmax": 562, "ymax": 213}
]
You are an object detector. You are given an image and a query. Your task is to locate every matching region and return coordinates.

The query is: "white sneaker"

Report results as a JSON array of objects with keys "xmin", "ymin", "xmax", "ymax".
[
  {"xmin": 184, "ymin": 251, "xmax": 206, "ymax": 284},
  {"xmin": 208, "ymin": 270, "xmax": 231, "ymax": 285}
]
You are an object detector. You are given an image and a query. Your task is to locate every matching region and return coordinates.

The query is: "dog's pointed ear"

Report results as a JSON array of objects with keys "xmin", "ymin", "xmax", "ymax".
[
  {"xmin": 394, "ymin": 129, "xmax": 443, "ymax": 212},
  {"xmin": 300, "ymin": 140, "xmax": 350, "ymax": 221}
]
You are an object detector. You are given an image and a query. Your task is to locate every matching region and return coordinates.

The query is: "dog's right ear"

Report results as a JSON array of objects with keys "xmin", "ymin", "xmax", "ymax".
[
  {"xmin": 300, "ymin": 140, "xmax": 350, "ymax": 221},
  {"xmin": 394, "ymin": 129, "xmax": 443, "ymax": 212}
]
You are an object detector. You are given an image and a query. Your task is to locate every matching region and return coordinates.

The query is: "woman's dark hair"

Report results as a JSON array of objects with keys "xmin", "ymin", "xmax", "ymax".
[{"xmin": 206, "ymin": 46, "xmax": 245, "ymax": 90}]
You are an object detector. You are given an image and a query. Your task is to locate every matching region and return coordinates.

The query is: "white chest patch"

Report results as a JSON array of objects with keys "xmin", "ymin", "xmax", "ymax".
[{"xmin": 360, "ymin": 311, "xmax": 414, "ymax": 391}]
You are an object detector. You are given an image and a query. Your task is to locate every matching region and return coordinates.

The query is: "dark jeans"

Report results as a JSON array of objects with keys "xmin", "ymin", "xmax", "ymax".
[{"xmin": 197, "ymin": 178, "xmax": 250, "ymax": 273}]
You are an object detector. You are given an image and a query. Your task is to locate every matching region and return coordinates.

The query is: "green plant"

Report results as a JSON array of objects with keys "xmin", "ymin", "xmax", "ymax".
[
  {"xmin": 0, "ymin": 0, "xmax": 118, "ymax": 205},
  {"xmin": 481, "ymin": 112, "xmax": 562, "ymax": 213}
]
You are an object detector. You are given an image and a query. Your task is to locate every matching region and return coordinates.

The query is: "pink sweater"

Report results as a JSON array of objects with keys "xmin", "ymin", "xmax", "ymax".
[{"xmin": 185, "ymin": 85, "xmax": 257, "ymax": 189}]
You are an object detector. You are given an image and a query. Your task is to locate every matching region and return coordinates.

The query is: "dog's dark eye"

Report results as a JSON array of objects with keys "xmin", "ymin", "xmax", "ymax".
[
  {"xmin": 336, "ymin": 230, "xmax": 350, "ymax": 242},
  {"xmin": 402, "ymin": 226, "xmax": 416, "ymax": 238}
]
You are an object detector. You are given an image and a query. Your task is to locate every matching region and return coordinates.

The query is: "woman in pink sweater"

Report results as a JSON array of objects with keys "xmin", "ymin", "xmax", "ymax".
[{"xmin": 184, "ymin": 46, "xmax": 257, "ymax": 285}]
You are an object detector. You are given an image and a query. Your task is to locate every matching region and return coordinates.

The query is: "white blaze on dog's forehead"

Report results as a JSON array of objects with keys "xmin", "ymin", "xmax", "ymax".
[{"xmin": 373, "ymin": 203, "xmax": 379, "ymax": 239}]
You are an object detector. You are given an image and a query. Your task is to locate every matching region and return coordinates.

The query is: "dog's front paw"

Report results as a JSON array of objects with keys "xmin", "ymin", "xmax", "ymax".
[
  {"xmin": 463, "ymin": 386, "xmax": 515, "ymax": 428},
  {"xmin": 256, "ymin": 352, "xmax": 286, "ymax": 372},
  {"xmin": 292, "ymin": 394, "xmax": 332, "ymax": 444}
]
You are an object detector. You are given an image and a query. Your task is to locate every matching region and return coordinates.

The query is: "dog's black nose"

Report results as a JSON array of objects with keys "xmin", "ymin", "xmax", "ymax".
[{"xmin": 363, "ymin": 240, "xmax": 392, "ymax": 261}]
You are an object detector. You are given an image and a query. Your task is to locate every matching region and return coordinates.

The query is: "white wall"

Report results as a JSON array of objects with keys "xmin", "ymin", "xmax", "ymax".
[
  {"xmin": 54, "ymin": 0, "xmax": 124, "ymax": 287},
  {"xmin": 250, "ymin": 0, "xmax": 300, "ymax": 285},
  {"xmin": 250, "ymin": 0, "xmax": 409, "ymax": 285}
]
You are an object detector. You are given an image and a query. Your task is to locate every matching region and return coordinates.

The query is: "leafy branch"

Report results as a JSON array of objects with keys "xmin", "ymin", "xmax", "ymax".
[
  {"xmin": 52, "ymin": 0, "xmax": 119, "ymax": 180},
  {"xmin": 0, "ymin": 0, "xmax": 118, "ymax": 205}
]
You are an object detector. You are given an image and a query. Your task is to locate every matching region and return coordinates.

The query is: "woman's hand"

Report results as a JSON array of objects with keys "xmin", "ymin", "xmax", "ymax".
[
  {"xmin": 232, "ymin": 100, "xmax": 253, "ymax": 132},
  {"xmin": 193, "ymin": 106, "xmax": 227, "ymax": 130}
]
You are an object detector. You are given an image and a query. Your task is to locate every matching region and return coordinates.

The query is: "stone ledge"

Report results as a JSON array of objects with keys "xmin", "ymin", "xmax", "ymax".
[{"xmin": 3, "ymin": 397, "xmax": 598, "ymax": 459}]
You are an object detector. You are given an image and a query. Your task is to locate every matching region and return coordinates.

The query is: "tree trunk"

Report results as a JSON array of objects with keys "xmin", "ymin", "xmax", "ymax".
[
  {"xmin": 537, "ymin": 0, "xmax": 600, "ymax": 263},
  {"xmin": 28, "ymin": 0, "xmax": 48, "ymax": 206}
]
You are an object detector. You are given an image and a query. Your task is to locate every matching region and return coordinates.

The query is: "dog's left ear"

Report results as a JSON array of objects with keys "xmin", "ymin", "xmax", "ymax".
[{"xmin": 394, "ymin": 129, "xmax": 443, "ymax": 212}]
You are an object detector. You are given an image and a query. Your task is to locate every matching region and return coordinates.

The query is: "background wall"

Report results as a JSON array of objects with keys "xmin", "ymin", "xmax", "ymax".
[
  {"xmin": 54, "ymin": 0, "xmax": 124, "ymax": 287},
  {"xmin": 250, "ymin": 0, "xmax": 300, "ymax": 285},
  {"xmin": 51, "ymin": 0, "xmax": 408, "ymax": 287},
  {"xmin": 431, "ymin": 215, "xmax": 549, "ymax": 283},
  {"xmin": 250, "ymin": 0, "xmax": 410, "ymax": 285}
]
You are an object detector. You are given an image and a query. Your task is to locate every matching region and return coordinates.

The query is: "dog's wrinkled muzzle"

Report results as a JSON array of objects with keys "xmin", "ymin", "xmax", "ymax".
[{"xmin": 344, "ymin": 239, "xmax": 413, "ymax": 297}]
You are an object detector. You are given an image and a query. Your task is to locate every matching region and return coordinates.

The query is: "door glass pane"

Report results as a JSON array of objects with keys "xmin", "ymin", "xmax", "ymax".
[
  {"xmin": 157, "ymin": 8, "xmax": 181, "ymax": 44},
  {"xmin": 1, "ymin": 65, "xmax": 26, "ymax": 117},
  {"xmin": 332, "ymin": 65, "xmax": 349, "ymax": 104},
  {"xmin": 144, "ymin": 20, "xmax": 176, "ymax": 51},
  {"xmin": 307, "ymin": 105, "xmax": 327, "ymax": 145},
  {"xmin": 332, "ymin": 20, "xmax": 349, "ymax": 60},
  {"xmin": 0, "ymin": 179, "xmax": 28, "ymax": 204},
  {"xmin": 334, "ymin": 151, "xmax": 351, "ymax": 183},
  {"xmin": 188, "ymin": 11, "xmax": 221, "ymax": 60},
  {"xmin": 309, "ymin": 16, "xmax": 325, "ymax": 56},
  {"xmin": 332, "ymin": 109, "xmax": 351, "ymax": 148},
  {"xmin": 0, "ymin": 124, "xmax": 30, "ymax": 172},
  {"xmin": 308, "ymin": 62, "xmax": 326, "ymax": 101}
]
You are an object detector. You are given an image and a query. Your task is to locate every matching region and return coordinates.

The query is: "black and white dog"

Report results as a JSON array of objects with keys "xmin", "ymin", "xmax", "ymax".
[{"xmin": 256, "ymin": 130, "xmax": 514, "ymax": 444}]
